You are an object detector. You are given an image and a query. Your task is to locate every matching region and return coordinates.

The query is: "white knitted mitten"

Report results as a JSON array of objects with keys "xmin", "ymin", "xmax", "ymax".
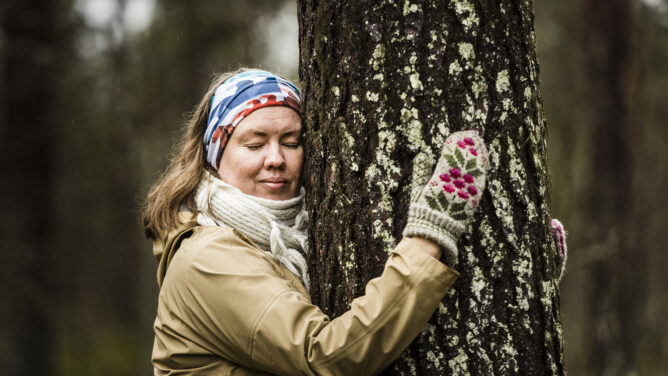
[{"xmin": 403, "ymin": 130, "xmax": 490, "ymax": 261}]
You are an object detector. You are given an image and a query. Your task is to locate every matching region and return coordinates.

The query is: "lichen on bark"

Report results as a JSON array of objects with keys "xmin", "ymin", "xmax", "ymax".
[{"xmin": 299, "ymin": 0, "xmax": 564, "ymax": 374}]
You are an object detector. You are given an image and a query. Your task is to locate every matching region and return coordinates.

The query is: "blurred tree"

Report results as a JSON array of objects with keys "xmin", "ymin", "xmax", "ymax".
[
  {"xmin": 299, "ymin": 0, "xmax": 564, "ymax": 374},
  {"xmin": 0, "ymin": 0, "xmax": 76, "ymax": 374},
  {"xmin": 535, "ymin": 0, "xmax": 668, "ymax": 373},
  {"xmin": 582, "ymin": 0, "xmax": 644, "ymax": 374}
]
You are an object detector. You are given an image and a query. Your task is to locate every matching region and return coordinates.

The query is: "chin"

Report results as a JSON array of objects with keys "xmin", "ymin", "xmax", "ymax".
[{"xmin": 264, "ymin": 190, "xmax": 298, "ymax": 201}]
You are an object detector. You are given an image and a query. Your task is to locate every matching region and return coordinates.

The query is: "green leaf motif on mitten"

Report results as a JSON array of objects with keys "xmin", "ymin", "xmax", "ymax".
[
  {"xmin": 450, "ymin": 202, "xmax": 466, "ymax": 212},
  {"xmin": 425, "ymin": 195, "xmax": 440, "ymax": 211},
  {"xmin": 467, "ymin": 168, "xmax": 483, "ymax": 178},
  {"xmin": 445, "ymin": 154, "xmax": 459, "ymax": 169},
  {"xmin": 454, "ymin": 147, "xmax": 466, "ymax": 167},
  {"xmin": 451, "ymin": 212, "xmax": 469, "ymax": 221},
  {"xmin": 436, "ymin": 192, "xmax": 450, "ymax": 212},
  {"xmin": 424, "ymin": 191, "xmax": 450, "ymax": 212}
]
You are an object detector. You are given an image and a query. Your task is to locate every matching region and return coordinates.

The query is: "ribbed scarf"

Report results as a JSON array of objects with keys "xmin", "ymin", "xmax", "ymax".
[{"xmin": 194, "ymin": 172, "xmax": 310, "ymax": 290}]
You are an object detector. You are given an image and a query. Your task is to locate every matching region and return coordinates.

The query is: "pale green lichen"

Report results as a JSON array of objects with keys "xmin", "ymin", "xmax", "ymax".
[
  {"xmin": 365, "ymin": 119, "xmax": 401, "ymax": 251},
  {"xmin": 487, "ymin": 139, "xmax": 519, "ymax": 245},
  {"xmin": 378, "ymin": 130, "xmax": 397, "ymax": 153},
  {"xmin": 496, "ymin": 69, "xmax": 510, "ymax": 93},
  {"xmin": 403, "ymin": 1, "xmax": 420, "ymax": 15},
  {"xmin": 540, "ymin": 281, "xmax": 554, "ymax": 307},
  {"xmin": 341, "ymin": 245, "xmax": 356, "ymax": 280},
  {"xmin": 502, "ymin": 98, "xmax": 512, "ymax": 111},
  {"xmin": 399, "ymin": 107, "xmax": 425, "ymax": 151},
  {"xmin": 426, "ymin": 350, "xmax": 444, "ymax": 371},
  {"xmin": 351, "ymin": 108, "xmax": 366, "ymax": 124},
  {"xmin": 499, "ymin": 98, "xmax": 513, "ymax": 122},
  {"xmin": 449, "ymin": 60, "xmax": 463, "ymax": 76},
  {"xmin": 451, "ymin": 0, "xmax": 480, "ymax": 33},
  {"xmin": 366, "ymin": 91, "xmax": 379, "ymax": 102},
  {"xmin": 369, "ymin": 44, "xmax": 385, "ymax": 71},
  {"xmin": 471, "ymin": 270, "xmax": 486, "ymax": 302},
  {"xmin": 331, "ymin": 86, "xmax": 340, "ymax": 97},
  {"xmin": 372, "ymin": 44, "xmax": 385, "ymax": 59},
  {"xmin": 342, "ymin": 125, "xmax": 355, "ymax": 149},
  {"xmin": 351, "ymin": 94, "xmax": 360, "ymax": 103},
  {"xmin": 524, "ymin": 86, "xmax": 532, "ymax": 100},
  {"xmin": 458, "ymin": 42, "xmax": 475, "ymax": 60},
  {"xmin": 409, "ymin": 72, "xmax": 423, "ymax": 91},
  {"xmin": 448, "ymin": 348, "xmax": 469, "ymax": 373}
]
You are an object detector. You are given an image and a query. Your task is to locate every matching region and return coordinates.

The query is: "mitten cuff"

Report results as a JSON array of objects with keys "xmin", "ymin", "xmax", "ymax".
[{"xmin": 403, "ymin": 204, "xmax": 464, "ymax": 260}]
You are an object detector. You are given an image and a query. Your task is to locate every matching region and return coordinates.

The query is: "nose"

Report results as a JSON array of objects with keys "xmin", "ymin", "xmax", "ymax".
[{"xmin": 264, "ymin": 142, "xmax": 285, "ymax": 169}]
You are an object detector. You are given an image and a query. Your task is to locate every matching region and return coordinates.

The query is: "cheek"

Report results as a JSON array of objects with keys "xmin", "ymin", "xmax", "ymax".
[
  {"xmin": 236, "ymin": 156, "xmax": 264, "ymax": 177},
  {"xmin": 290, "ymin": 149, "xmax": 304, "ymax": 172},
  {"xmin": 219, "ymin": 148, "xmax": 262, "ymax": 179}
]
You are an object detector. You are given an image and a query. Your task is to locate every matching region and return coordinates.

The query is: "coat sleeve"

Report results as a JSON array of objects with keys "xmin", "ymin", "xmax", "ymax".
[{"xmin": 166, "ymin": 228, "xmax": 458, "ymax": 376}]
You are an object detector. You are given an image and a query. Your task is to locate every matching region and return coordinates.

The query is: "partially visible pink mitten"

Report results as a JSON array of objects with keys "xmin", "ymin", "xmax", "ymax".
[{"xmin": 551, "ymin": 219, "xmax": 568, "ymax": 282}]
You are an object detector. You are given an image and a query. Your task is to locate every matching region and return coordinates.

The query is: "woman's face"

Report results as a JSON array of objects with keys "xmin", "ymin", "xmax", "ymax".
[{"xmin": 217, "ymin": 106, "xmax": 303, "ymax": 200}]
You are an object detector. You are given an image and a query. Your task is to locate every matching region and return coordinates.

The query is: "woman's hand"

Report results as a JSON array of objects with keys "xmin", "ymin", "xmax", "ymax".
[
  {"xmin": 406, "ymin": 236, "xmax": 443, "ymax": 259},
  {"xmin": 402, "ymin": 130, "xmax": 490, "ymax": 265}
]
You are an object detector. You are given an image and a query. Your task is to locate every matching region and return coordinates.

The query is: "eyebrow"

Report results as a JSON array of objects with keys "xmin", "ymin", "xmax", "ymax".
[{"xmin": 248, "ymin": 130, "xmax": 301, "ymax": 137}]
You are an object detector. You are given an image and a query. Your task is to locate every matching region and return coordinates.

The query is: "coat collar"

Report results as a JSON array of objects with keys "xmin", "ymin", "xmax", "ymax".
[{"xmin": 153, "ymin": 212, "xmax": 198, "ymax": 287}]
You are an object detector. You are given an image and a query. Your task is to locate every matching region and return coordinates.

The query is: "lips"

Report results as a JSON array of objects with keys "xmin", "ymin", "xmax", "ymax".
[{"xmin": 260, "ymin": 177, "xmax": 289, "ymax": 190}]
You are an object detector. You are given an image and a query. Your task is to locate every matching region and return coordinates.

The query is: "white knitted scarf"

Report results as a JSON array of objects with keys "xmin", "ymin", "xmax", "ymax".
[{"xmin": 194, "ymin": 172, "xmax": 310, "ymax": 290}]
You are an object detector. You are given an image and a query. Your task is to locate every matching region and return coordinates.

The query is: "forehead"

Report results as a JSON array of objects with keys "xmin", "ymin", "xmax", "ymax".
[{"xmin": 236, "ymin": 106, "xmax": 302, "ymax": 135}]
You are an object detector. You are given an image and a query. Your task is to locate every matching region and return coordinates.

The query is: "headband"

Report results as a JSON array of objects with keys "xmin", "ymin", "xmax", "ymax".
[{"xmin": 204, "ymin": 70, "xmax": 302, "ymax": 170}]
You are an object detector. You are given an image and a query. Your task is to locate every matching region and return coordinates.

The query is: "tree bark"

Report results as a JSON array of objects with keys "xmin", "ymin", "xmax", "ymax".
[{"xmin": 298, "ymin": 0, "xmax": 564, "ymax": 374}]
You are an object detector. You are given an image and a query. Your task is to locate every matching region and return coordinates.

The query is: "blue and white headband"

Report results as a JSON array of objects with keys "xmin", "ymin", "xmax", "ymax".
[{"xmin": 203, "ymin": 70, "xmax": 302, "ymax": 170}]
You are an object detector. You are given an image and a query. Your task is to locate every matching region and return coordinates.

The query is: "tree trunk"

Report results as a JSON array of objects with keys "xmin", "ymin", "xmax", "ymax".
[
  {"xmin": 298, "ymin": 0, "xmax": 564, "ymax": 374},
  {"xmin": 0, "ymin": 0, "xmax": 71, "ymax": 373},
  {"xmin": 582, "ymin": 0, "xmax": 641, "ymax": 374}
]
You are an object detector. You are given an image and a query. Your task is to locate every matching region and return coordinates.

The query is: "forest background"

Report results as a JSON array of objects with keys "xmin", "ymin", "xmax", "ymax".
[{"xmin": 0, "ymin": 0, "xmax": 667, "ymax": 375}]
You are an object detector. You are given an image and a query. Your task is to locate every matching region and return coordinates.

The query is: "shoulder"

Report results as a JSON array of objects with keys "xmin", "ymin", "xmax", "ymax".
[{"xmin": 171, "ymin": 226, "xmax": 281, "ymax": 277}]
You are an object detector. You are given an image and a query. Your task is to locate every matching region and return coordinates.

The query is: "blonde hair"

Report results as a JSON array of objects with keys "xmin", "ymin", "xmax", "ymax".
[{"xmin": 142, "ymin": 68, "xmax": 249, "ymax": 239}]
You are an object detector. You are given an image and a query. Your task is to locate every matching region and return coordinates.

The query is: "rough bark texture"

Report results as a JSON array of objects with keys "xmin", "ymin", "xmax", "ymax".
[{"xmin": 298, "ymin": 0, "xmax": 564, "ymax": 375}]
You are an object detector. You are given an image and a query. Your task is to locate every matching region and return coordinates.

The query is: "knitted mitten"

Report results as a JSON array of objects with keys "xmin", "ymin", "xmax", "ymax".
[
  {"xmin": 403, "ymin": 130, "xmax": 490, "ymax": 262},
  {"xmin": 551, "ymin": 218, "xmax": 568, "ymax": 282}
]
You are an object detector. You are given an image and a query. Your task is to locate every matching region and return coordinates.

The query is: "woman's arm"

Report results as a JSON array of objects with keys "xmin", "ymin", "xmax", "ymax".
[
  {"xmin": 407, "ymin": 236, "xmax": 443, "ymax": 259},
  {"xmin": 156, "ymin": 228, "xmax": 457, "ymax": 376}
]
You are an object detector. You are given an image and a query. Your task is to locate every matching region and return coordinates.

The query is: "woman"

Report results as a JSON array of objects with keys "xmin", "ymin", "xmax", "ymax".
[{"xmin": 143, "ymin": 69, "xmax": 490, "ymax": 375}]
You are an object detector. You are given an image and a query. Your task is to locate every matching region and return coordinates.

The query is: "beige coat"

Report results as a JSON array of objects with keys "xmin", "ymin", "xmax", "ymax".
[{"xmin": 152, "ymin": 215, "xmax": 458, "ymax": 375}]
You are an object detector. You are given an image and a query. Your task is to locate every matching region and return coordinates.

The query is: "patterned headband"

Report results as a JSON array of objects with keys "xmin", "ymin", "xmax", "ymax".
[{"xmin": 204, "ymin": 70, "xmax": 302, "ymax": 170}]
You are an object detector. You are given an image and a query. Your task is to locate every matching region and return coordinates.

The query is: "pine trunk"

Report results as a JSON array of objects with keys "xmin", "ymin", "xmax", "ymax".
[{"xmin": 298, "ymin": 0, "xmax": 564, "ymax": 374}]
